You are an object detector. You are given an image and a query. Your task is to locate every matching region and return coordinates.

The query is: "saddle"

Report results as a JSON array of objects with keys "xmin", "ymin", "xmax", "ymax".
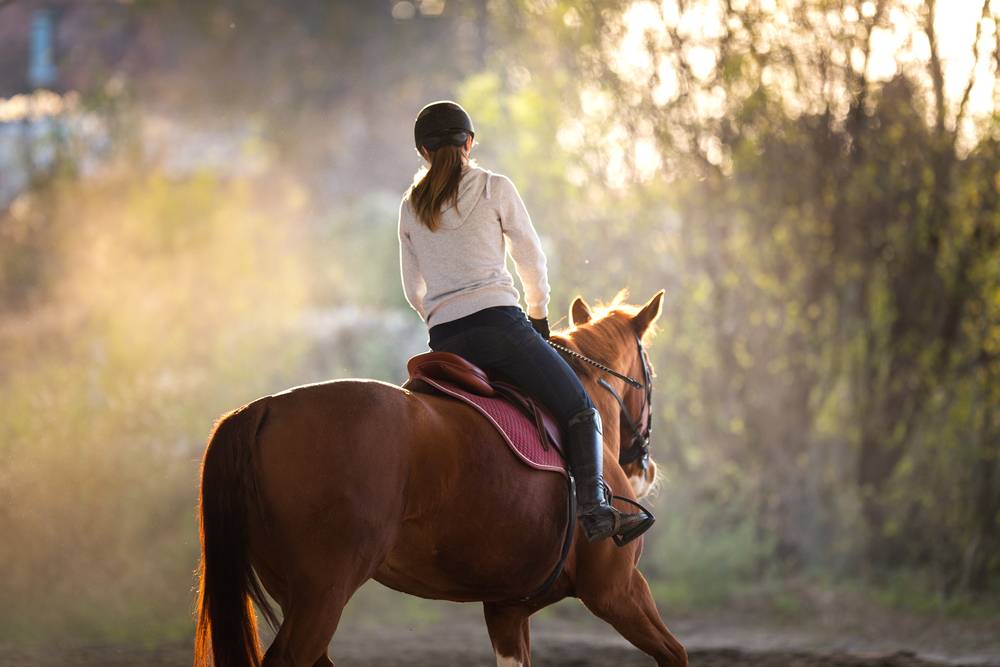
[{"xmin": 402, "ymin": 352, "xmax": 566, "ymax": 470}]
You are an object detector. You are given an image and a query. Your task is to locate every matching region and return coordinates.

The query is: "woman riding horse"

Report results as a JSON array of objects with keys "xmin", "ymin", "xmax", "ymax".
[
  {"xmin": 192, "ymin": 100, "xmax": 687, "ymax": 667},
  {"xmin": 399, "ymin": 100, "xmax": 651, "ymax": 543}
]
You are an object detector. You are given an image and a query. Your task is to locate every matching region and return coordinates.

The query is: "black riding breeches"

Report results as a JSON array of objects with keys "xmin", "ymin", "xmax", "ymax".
[{"xmin": 426, "ymin": 305, "xmax": 595, "ymax": 425}]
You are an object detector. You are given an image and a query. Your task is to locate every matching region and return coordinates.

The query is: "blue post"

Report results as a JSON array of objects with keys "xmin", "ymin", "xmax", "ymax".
[{"xmin": 28, "ymin": 9, "xmax": 57, "ymax": 89}]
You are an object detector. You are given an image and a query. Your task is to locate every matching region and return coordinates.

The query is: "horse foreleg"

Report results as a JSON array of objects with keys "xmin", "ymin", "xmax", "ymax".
[
  {"xmin": 483, "ymin": 602, "xmax": 533, "ymax": 667},
  {"xmin": 579, "ymin": 568, "xmax": 687, "ymax": 667}
]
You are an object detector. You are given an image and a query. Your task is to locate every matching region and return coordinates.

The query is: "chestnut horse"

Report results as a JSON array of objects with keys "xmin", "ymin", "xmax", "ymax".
[{"xmin": 193, "ymin": 290, "xmax": 687, "ymax": 667}]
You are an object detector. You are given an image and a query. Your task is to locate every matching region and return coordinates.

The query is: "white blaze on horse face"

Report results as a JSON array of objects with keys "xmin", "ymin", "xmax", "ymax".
[
  {"xmin": 629, "ymin": 472, "xmax": 651, "ymax": 498},
  {"xmin": 629, "ymin": 459, "xmax": 658, "ymax": 498},
  {"xmin": 496, "ymin": 653, "xmax": 523, "ymax": 667}
]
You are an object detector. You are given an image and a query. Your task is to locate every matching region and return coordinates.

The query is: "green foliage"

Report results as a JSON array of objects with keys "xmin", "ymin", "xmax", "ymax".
[
  {"xmin": 648, "ymin": 490, "xmax": 772, "ymax": 610},
  {"xmin": 0, "ymin": 167, "xmax": 311, "ymax": 642}
]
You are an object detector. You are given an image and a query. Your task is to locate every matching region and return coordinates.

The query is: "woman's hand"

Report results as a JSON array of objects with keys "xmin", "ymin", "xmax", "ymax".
[{"xmin": 529, "ymin": 316, "xmax": 550, "ymax": 339}]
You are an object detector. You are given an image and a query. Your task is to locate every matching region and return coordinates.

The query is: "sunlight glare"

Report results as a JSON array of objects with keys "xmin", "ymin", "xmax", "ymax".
[{"xmin": 581, "ymin": 0, "xmax": 999, "ymax": 182}]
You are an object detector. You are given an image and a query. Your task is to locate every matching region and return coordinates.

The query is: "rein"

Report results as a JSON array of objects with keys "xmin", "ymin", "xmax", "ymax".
[
  {"xmin": 547, "ymin": 340, "xmax": 644, "ymax": 389},
  {"xmin": 548, "ymin": 336, "xmax": 653, "ymax": 470}
]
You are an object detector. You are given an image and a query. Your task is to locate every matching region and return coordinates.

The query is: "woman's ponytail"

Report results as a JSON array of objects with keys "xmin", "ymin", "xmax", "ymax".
[{"xmin": 408, "ymin": 145, "xmax": 467, "ymax": 231}]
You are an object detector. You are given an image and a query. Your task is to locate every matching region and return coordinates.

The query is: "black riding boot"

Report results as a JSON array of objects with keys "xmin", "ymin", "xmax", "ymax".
[{"xmin": 566, "ymin": 407, "xmax": 654, "ymax": 544}]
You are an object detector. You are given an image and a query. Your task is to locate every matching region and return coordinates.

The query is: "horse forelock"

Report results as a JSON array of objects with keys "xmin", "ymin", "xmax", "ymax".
[{"xmin": 552, "ymin": 296, "xmax": 659, "ymax": 381}]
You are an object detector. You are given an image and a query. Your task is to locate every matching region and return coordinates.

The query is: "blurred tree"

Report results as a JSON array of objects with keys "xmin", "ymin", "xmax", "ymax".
[{"xmin": 481, "ymin": 0, "xmax": 1000, "ymax": 588}]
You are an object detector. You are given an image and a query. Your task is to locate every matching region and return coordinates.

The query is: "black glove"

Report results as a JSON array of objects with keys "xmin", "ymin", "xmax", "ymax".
[{"xmin": 529, "ymin": 316, "xmax": 550, "ymax": 339}]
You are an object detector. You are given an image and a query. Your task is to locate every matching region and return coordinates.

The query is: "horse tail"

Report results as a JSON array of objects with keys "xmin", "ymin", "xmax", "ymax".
[{"xmin": 194, "ymin": 399, "xmax": 275, "ymax": 667}]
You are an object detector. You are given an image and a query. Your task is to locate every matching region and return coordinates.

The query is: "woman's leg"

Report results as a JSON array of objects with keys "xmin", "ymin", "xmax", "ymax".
[
  {"xmin": 430, "ymin": 312, "xmax": 593, "ymax": 424},
  {"xmin": 429, "ymin": 310, "xmax": 652, "ymax": 543}
]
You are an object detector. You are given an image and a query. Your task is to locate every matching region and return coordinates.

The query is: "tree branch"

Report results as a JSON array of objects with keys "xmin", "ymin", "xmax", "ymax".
[
  {"xmin": 993, "ymin": 5, "xmax": 1000, "ymax": 132},
  {"xmin": 853, "ymin": 0, "xmax": 887, "ymax": 113},
  {"xmin": 923, "ymin": 0, "xmax": 947, "ymax": 136},
  {"xmin": 954, "ymin": 0, "xmax": 991, "ymax": 142}
]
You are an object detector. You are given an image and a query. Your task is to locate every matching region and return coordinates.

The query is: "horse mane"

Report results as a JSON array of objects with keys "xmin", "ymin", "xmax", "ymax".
[{"xmin": 550, "ymin": 288, "xmax": 659, "ymax": 380}]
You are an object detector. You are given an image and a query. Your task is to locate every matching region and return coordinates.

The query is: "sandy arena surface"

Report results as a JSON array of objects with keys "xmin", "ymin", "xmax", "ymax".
[{"xmin": 4, "ymin": 611, "xmax": 999, "ymax": 667}]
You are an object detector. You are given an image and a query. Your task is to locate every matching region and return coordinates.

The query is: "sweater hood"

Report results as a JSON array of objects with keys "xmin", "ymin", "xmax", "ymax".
[{"xmin": 433, "ymin": 164, "xmax": 494, "ymax": 229}]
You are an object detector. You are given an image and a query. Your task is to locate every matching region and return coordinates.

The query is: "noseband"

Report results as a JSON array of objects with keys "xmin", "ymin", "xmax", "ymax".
[{"xmin": 548, "ymin": 336, "xmax": 653, "ymax": 470}]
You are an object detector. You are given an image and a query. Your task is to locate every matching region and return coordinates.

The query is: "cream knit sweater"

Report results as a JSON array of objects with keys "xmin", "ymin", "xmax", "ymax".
[{"xmin": 397, "ymin": 163, "xmax": 551, "ymax": 328}]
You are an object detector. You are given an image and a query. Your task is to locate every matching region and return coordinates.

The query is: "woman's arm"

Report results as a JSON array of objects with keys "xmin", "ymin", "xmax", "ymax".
[
  {"xmin": 497, "ymin": 175, "xmax": 551, "ymax": 320},
  {"xmin": 398, "ymin": 200, "xmax": 427, "ymax": 319}
]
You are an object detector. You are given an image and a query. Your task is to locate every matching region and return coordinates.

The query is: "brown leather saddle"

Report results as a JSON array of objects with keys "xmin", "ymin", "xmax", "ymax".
[{"xmin": 402, "ymin": 351, "xmax": 564, "ymax": 454}]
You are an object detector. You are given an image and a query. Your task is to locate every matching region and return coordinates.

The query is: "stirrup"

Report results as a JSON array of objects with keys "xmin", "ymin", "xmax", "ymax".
[
  {"xmin": 609, "ymin": 496, "xmax": 656, "ymax": 547},
  {"xmin": 580, "ymin": 483, "xmax": 656, "ymax": 547}
]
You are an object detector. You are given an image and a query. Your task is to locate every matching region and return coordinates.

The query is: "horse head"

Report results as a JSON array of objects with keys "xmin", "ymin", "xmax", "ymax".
[{"xmin": 553, "ymin": 289, "xmax": 665, "ymax": 500}]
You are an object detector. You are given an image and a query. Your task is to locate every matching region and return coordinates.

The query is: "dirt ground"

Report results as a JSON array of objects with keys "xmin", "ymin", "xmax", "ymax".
[
  {"xmin": 1, "ymin": 639, "xmax": 996, "ymax": 667},
  {"xmin": 4, "ymin": 613, "xmax": 999, "ymax": 667},
  {"xmin": 5, "ymin": 584, "xmax": 999, "ymax": 667}
]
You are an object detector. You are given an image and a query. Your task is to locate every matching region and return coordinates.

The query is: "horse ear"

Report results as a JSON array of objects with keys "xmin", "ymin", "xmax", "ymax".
[
  {"xmin": 632, "ymin": 290, "xmax": 665, "ymax": 334},
  {"xmin": 570, "ymin": 296, "xmax": 592, "ymax": 326}
]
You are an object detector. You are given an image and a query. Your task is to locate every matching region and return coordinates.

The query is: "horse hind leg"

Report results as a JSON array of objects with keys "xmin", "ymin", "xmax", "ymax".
[
  {"xmin": 253, "ymin": 570, "xmax": 339, "ymax": 667},
  {"xmin": 261, "ymin": 582, "xmax": 356, "ymax": 667},
  {"xmin": 258, "ymin": 549, "xmax": 376, "ymax": 667}
]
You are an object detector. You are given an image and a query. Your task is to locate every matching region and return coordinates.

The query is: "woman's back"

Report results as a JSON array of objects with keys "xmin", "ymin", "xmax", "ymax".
[{"xmin": 398, "ymin": 162, "xmax": 550, "ymax": 328}]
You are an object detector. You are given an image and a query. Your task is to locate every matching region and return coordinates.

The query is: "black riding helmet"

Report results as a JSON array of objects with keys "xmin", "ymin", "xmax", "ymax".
[{"xmin": 414, "ymin": 100, "xmax": 475, "ymax": 153}]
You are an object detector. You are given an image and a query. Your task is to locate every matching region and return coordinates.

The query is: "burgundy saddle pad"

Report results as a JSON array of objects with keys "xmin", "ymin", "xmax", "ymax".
[{"xmin": 416, "ymin": 377, "xmax": 567, "ymax": 476}]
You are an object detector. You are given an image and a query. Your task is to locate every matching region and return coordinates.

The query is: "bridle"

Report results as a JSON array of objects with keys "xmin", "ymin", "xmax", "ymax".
[{"xmin": 547, "ymin": 336, "xmax": 653, "ymax": 471}]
